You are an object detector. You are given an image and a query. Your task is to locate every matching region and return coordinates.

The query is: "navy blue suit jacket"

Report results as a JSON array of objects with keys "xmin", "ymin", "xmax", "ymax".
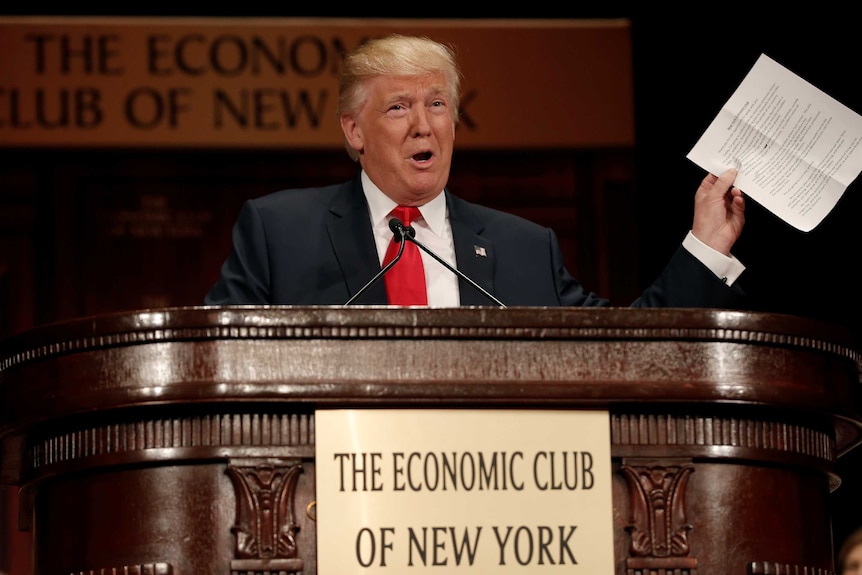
[{"xmin": 204, "ymin": 175, "xmax": 744, "ymax": 308}]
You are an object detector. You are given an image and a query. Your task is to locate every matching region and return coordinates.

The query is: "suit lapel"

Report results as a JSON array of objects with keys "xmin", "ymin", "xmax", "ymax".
[
  {"xmin": 447, "ymin": 192, "xmax": 498, "ymax": 306},
  {"xmin": 326, "ymin": 176, "xmax": 389, "ymax": 304}
]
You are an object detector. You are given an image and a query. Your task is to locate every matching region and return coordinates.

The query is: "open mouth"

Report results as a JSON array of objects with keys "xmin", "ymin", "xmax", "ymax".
[{"xmin": 412, "ymin": 151, "xmax": 432, "ymax": 162}]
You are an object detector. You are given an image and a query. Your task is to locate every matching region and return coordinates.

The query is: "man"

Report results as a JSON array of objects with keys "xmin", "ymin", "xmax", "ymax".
[{"xmin": 204, "ymin": 34, "xmax": 746, "ymax": 308}]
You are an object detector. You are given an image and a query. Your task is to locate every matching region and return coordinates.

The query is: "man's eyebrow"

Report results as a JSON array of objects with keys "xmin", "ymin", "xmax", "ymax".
[
  {"xmin": 379, "ymin": 94, "xmax": 410, "ymax": 110},
  {"xmin": 380, "ymin": 85, "xmax": 448, "ymax": 107}
]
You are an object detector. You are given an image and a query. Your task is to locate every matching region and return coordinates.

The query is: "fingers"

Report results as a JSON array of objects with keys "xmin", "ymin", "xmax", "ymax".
[
  {"xmin": 698, "ymin": 172, "xmax": 718, "ymax": 192},
  {"xmin": 730, "ymin": 187, "xmax": 746, "ymax": 210},
  {"xmin": 701, "ymin": 168, "xmax": 741, "ymax": 201},
  {"xmin": 692, "ymin": 167, "xmax": 745, "ymax": 255},
  {"xmin": 699, "ymin": 166, "xmax": 735, "ymax": 187},
  {"xmin": 696, "ymin": 168, "xmax": 738, "ymax": 202},
  {"xmin": 717, "ymin": 167, "xmax": 738, "ymax": 190}
]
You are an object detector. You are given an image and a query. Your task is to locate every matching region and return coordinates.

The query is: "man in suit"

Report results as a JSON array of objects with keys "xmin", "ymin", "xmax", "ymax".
[{"xmin": 204, "ymin": 34, "xmax": 746, "ymax": 308}]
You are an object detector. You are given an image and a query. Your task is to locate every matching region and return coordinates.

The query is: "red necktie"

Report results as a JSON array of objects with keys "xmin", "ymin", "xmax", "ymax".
[{"xmin": 383, "ymin": 206, "xmax": 427, "ymax": 306}]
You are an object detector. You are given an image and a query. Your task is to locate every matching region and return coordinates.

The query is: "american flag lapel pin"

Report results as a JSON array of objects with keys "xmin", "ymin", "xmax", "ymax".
[{"xmin": 474, "ymin": 245, "xmax": 487, "ymax": 257}]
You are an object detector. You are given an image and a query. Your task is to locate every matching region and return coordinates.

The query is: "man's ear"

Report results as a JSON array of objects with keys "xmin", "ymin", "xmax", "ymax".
[{"xmin": 340, "ymin": 114, "xmax": 363, "ymax": 153}]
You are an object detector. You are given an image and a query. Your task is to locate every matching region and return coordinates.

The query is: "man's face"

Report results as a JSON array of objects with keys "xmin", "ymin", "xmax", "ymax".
[{"xmin": 340, "ymin": 72, "xmax": 456, "ymax": 206}]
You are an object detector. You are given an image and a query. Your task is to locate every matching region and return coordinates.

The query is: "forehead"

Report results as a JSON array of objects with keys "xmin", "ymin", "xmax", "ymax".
[{"xmin": 367, "ymin": 72, "xmax": 449, "ymax": 99}]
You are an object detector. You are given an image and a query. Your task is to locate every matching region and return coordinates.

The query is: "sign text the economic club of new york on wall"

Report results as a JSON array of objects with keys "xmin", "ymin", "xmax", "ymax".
[{"xmin": 0, "ymin": 17, "xmax": 634, "ymax": 149}]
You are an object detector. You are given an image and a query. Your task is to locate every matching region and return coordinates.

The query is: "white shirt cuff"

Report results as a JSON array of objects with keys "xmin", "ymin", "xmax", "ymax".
[{"xmin": 682, "ymin": 231, "xmax": 745, "ymax": 286}]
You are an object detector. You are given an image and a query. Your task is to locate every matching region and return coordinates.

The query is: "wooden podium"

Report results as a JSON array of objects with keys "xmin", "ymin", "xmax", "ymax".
[{"xmin": 0, "ymin": 306, "xmax": 860, "ymax": 575}]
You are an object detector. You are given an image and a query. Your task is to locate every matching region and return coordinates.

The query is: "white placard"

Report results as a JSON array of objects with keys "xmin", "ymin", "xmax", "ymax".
[{"xmin": 315, "ymin": 409, "xmax": 614, "ymax": 573}]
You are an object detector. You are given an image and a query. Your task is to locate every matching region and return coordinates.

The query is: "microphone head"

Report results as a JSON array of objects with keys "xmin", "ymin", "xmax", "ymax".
[
  {"xmin": 389, "ymin": 217, "xmax": 406, "ymax": 243},
  {"xmin": 389, "ymin": 217, "xmax": 404, "ymax": 234}
]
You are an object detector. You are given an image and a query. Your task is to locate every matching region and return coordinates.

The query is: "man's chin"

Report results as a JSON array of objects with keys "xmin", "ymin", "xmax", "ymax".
[{"xmin": 409, "ymin": 173, "xmax": 448, "ymax": 196}]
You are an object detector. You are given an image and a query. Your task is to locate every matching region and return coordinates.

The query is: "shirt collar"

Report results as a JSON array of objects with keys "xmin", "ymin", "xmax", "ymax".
[{"xmin": 360, "ymin": 170, "xmax": 447, "ymax": 236}]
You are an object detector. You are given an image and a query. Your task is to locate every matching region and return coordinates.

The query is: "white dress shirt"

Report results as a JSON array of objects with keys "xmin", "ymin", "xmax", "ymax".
[{"xmin": 362, "ymin": 171, "xmax": 460, "ymax": 307}]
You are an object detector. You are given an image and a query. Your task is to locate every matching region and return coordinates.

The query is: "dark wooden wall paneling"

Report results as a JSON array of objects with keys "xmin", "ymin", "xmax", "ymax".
[{"xmin": 0, "ymin": 148, "xmax": 636, "ymax": 322}]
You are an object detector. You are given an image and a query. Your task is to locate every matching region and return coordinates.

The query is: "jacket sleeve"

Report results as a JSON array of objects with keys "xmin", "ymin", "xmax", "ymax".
[
  {"xmin": 204, "ymin": 200, "xmax": 272, "ymax": 305},
  {"xmin": 631, "ymin": 245, "xmax": 747, "ymax": 308}
]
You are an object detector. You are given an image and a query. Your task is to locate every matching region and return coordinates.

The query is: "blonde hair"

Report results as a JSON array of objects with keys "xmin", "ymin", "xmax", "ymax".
[{"xmin": 338, "ymin": 34, "xmax": 462, "ymax": 161}]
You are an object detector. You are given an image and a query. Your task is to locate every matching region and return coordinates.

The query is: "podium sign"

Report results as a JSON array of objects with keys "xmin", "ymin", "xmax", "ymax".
[{"xmin": 315, "ymin": 409, "xmax": 614, "ymax": 573}]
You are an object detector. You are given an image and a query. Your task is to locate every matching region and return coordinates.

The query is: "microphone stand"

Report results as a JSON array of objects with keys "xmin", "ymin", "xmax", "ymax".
[
  {"xmin": 403, "ymin": 226, "xmax": 507, "ymax": 308},
  {"xmin": 343, "ymin": 225, "xmax": 407, "ymax": 306}
]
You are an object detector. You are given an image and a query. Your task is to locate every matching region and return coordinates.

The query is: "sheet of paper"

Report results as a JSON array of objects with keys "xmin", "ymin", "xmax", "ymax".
[{"xmin": 687, "ymin": 53, "xmax": 862, "ymax": 232}]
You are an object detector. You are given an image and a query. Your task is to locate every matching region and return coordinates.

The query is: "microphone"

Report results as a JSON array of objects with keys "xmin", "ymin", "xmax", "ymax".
[
  {"xmin": 388, "ymin": 216, "xmax": 409, "ymax": 241},
  {"xmin": 402, "ymin": 224, "xmax": 507, "ymax": 308},
  {"xmin": 343, "ymin": 217, "xmax": 409, "ymax": 306}
]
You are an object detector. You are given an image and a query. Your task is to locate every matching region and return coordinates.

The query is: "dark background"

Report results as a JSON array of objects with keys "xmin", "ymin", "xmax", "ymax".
[
  {"xmin": 1, "ymin": 7, "xmax": 860, "ymax": 566},
  {"xmin": 631, "ymin": 14, "xmax": 861, "ymax": 338}
]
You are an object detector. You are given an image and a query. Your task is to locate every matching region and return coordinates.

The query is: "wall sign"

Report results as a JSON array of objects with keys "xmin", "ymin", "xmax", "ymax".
[{"xmin": 0, "ymin": 17, "xmax": 634, "ymax": 148}]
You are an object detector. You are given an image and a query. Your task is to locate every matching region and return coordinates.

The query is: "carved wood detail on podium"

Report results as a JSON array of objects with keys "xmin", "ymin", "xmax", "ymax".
[
  {"xmin": 67, "ymin": 564, "xmax": 173, "ymax": 575},
  {"xmin": 227, "ymin": 458, "xmax": 304, "ymax": 575},
  {"xmin": 3, "ymin": 309, "xmax": 860, "ymax": 373},
  {"xmin": 621, "ymin": 459, "xmax": 697, "ymax": 575},
  {"xmin": 28, "ymin": 412, "xmax": 314, "ymax": 472},
  {"xmin": 747, "ymin": 562, "xmax": 835, "ymax": 575},
  {"xmin": 612, "ymin": 413, "xmax": 834, "ymax": 459}
]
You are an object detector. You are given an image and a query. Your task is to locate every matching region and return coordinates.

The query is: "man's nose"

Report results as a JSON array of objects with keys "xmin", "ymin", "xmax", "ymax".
[{"xmin": 411, "ymin": 107, "xmax": 432, "ymax": 136}]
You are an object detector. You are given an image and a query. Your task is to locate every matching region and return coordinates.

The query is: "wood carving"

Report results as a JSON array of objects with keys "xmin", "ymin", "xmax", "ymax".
[
  {"xmin": 747, "ymin": 561, "xmax": 834, "ymax": 574},
  {"xmin": 621, "ymin": 459, "xmax": 697, "ymax": 574},
  {"xmin": 227, "ymin": 458, "xmax": 304, "ymax": 574},
  {"xmin": 67, "ymin": 565, "xmax": 172, "ymax": 575}
]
